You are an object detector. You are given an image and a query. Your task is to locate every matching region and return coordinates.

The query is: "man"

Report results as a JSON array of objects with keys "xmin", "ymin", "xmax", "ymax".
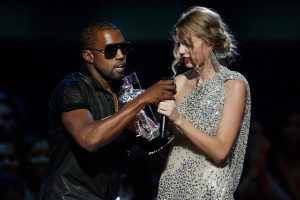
[{"xmin": 38, "ymin": 22, "xmax": 176, "ymax": 199}]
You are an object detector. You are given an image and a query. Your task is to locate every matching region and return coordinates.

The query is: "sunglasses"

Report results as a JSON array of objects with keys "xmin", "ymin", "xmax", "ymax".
[{"xmin": 86, "ymin": 42, "xmax": 132, "ymax": 59}]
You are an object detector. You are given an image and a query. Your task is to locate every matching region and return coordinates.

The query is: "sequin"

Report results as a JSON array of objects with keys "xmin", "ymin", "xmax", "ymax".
[{"xmin": 157, "ymin": 66, "xmax": 251, "ymax": 200}]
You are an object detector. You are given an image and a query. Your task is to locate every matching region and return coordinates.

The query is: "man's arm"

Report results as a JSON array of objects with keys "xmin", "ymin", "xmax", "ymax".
[{"xmin": 61, "ymin": 80, "xmax": 176, "ymax": 152}]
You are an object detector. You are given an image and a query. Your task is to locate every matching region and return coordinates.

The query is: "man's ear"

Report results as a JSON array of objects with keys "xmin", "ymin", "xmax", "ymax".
[{"xmin": 82, "ymin": 50, "xmax": 94, "ymax": 63}]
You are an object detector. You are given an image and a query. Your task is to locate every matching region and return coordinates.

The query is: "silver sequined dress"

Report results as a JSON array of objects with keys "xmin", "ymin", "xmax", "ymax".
[{"xmin": 157, "ymin": 66, "xmax": 251, "ymax": 200}]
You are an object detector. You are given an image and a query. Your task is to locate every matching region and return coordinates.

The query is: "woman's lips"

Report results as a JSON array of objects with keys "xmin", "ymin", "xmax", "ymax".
[{"xmin": 183, "ymin": 57, "xmax": 190, "ymax": 64}]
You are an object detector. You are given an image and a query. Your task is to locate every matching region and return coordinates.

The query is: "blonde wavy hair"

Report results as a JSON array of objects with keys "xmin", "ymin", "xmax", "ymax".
[{"xmin": 172, "ymin": 6, "xmax": 237, "ymax": 75}]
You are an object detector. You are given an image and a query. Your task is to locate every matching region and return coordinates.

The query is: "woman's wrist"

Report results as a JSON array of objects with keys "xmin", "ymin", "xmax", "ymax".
[{"xmin": 173, "ymin": 114, "xmax": 183, "ymax": 126}]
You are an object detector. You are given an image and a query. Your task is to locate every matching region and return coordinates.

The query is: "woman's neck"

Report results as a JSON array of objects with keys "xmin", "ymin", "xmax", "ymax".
[{"xmin": 194, "ymin": 60, "xmax": 217, "ymax": 86}]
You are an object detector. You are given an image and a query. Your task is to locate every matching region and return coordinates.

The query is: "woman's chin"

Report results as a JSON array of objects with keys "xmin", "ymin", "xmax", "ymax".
[{"xmin": 185, "ymin": 63, "xmax": 194, "ymax": 68}]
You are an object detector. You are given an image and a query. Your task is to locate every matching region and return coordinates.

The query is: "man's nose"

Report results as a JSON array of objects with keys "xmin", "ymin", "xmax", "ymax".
[{"xmin": 115, "ymin": 48, "xmax": 125, "ymax": 59}]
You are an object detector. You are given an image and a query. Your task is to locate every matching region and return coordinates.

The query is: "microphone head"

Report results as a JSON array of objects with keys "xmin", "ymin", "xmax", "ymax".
[{"xmin": 174, "ymin": 58, "xmax": 188, "ymax": 74}]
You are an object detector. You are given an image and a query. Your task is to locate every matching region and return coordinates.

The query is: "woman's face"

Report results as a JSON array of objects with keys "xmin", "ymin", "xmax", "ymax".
[{"xmin": 177, "ymin": 34, "xmax": 212, "ymax": 69}]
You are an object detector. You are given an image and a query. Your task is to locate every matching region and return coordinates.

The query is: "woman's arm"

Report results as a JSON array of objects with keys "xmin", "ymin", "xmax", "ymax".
[{"xmin": 158, "ymin": 79, "xmax": 247, "ymax": 164}]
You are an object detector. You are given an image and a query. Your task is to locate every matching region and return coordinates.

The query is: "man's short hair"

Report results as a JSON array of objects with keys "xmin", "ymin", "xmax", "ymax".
[{"xmin": 80, "ymin": 22, "xmax": 119, "ymax": 49}]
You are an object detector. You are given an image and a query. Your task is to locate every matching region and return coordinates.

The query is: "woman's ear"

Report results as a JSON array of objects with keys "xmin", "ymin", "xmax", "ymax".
[{"xmin": 82, "ymin": 50, "xmax": 94, "ymax": 63}]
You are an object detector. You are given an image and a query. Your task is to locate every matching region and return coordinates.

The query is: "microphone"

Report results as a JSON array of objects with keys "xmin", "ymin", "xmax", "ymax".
[
  {"xmin": 159, "ymin": 76, "xmax": 173, "ymax": 139},
  {"xmin": 160, "ymin": 114, "xmax": 168, "ymax": 139},
  {"xmin": 159, "ymin": 58, "xmax": 183, "ymax": 139}
]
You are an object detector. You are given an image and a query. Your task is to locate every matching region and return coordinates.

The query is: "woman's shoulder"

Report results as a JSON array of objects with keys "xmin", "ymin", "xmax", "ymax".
[
  {"xmin": 174, "ymin": 73, "xmax": 186, "ymax": 83},
  {"xmin": 220, "ymin": 67, "xmax": 251, "ymax": 98},
  {"xmin": 220, "ymin": 66, "xmax": 249, "ymax": 85},
  {"xmin": 174, "ymin": 69, "xmax": 194, "ymax": 82}
]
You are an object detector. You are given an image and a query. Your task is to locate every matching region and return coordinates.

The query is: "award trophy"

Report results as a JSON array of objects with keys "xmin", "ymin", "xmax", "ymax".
[{"xmin": 119, "ymin": 72, "xmax": 173, "ymax": 154}]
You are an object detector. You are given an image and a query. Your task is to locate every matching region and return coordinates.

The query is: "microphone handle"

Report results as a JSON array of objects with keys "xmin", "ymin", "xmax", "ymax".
[
  {"xmin": 160, "ymin": 115, "xmax": 168, "ymax": 139},
  {"xmin": 159, "ymin": 76, "xmax": 173, "ymax": 139}
]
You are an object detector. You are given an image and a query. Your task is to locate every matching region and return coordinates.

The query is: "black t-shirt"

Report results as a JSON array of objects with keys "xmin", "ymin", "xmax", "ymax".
[{"xmin": 38, "ymin": 67, "xmax": 134, "ymax": 200}]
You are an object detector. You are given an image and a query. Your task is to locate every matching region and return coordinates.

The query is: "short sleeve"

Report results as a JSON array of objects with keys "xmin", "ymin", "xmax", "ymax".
[{"xmin": 49, "ymin": 79, "xmax": 89, "ymax": 115}]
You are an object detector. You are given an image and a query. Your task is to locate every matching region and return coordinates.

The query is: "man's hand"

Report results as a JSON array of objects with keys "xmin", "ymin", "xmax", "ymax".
[{"xmin": 138, "ymin": 80, "xmax": 176, "ymax": 105}]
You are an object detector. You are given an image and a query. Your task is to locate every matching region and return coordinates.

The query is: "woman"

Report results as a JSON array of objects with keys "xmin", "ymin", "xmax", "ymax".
[{"xmin": 157, "ymin": 6, "xmax": 251, "ymax": 199}]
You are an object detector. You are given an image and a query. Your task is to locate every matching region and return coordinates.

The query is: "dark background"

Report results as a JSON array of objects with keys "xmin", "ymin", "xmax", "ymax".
[
  {"xmin": 1, "ymin": 0, "xmax": 299, "ymax": 134},
  {"xmin": 0, "ymin": 0, "xmax": 300, "ymax": 199}
]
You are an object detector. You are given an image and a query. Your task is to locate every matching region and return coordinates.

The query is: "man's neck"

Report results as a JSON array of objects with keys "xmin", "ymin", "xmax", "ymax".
[{"xmin": 86, "ymin": 65, "xmax": 113, "ymax": 92}]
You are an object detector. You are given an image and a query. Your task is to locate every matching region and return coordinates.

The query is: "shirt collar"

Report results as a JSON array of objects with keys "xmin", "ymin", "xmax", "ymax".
[
  {"xmin": 79, "ymin": 65, "xmax": 122, "ymax": 94},
  {"xmin": 79, "ymin": 65, "xmax": 104, "ymax": 91}
]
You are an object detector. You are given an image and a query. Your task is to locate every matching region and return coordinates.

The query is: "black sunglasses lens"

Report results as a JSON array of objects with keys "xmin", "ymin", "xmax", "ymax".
[
  {"xmin": 104, "ymin": 43, "xmax": 131, "ymax": 59},
  {"xmin": 120, "ymin": 43, "xmax": 131, "ymax": 54},
  {"xmin": 104, "ymin": 44, "xmax": 118, "ymax": 59}
]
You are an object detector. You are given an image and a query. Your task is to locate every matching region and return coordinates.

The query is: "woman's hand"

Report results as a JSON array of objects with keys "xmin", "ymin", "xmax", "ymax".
[{"xmin": 157, "ymin": 100, "xmax": 181, "ymax": 122}]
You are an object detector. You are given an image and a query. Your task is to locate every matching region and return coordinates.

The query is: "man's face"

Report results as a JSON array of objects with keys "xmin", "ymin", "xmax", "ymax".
[{"xmin": 90, "ymin": 29, "xmax": 127, "ymax": 81}]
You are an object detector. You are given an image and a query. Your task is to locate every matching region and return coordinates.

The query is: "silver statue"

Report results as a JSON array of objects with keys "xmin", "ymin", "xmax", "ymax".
[{"xmin": 119, "ymin": 73, "xmax": 160, "ymax": 141}]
